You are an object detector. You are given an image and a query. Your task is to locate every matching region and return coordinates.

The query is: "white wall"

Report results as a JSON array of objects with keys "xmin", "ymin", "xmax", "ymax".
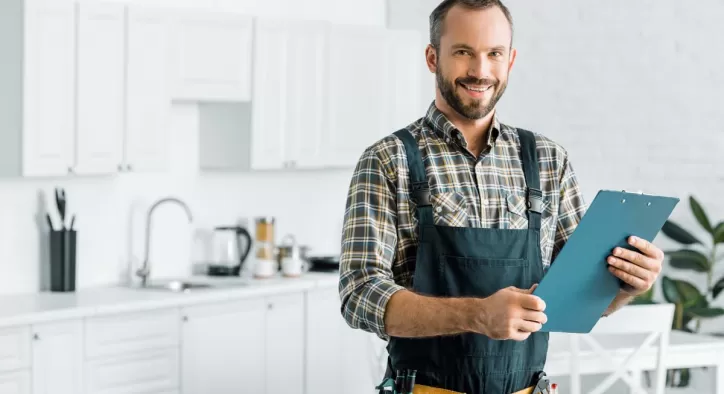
[
  {"xmin": 0, "ymin": 0, "xmax": 386, "ymax": 295},
  {"xmin": 388, "ymin": 0, "xmax": 724, "ymax": 330}
]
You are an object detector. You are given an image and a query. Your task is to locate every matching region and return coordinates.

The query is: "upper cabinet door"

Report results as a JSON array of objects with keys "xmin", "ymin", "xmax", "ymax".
[
  {"xmin": 386, "ymin": 29, "xmax": 424, "ymax": 132},
  {"xmin": 171, "ymin": 11, "xmax": 253, "ymax": 102},
  {"xmin": 124, "ymin": 6, "xmax": 171, "ymax": 172},
  {"xmin": 285, "ymin": 21, "xmax": 327, "ymax": 169},
  {"xmin": 323, "ymin": 24, "xmax": 389, "ymax": 168},
  {"xmin": 22, "ymin": 1, "xmax": 76, "ymax": 177},
  {"xmin": 75, "ymin": 2, "xmax": 125, "ymax": 175},
  {"xmin": 31, "ymin": 320, "xmax": 83, "ymax": 394},
  {"xmin": 250, "ymin": 18, "xmax": 289, "ymax": 170}
]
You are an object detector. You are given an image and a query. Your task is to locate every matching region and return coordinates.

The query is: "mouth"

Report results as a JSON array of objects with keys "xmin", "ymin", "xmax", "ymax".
[{"xmin": 458, "ymin": 82, "xmax": 493, "ymax": 98}]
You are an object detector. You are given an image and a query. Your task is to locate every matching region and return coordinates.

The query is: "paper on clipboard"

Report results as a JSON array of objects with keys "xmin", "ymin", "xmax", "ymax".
[{"xmin": 532, "ymin": 189, "xmax": 679, "ymax": 333}]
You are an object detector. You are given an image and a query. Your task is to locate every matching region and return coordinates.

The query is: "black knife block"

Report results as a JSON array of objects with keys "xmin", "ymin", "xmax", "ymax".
[{"xmin": 49, "ymin": 229, "xmax": 77, "ymax": 292}]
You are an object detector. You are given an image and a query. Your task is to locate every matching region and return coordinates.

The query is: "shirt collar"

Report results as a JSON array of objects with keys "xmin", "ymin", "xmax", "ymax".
[{"xmin": 424, "ymin": 101, "xmax": 501, "ymax": 150}]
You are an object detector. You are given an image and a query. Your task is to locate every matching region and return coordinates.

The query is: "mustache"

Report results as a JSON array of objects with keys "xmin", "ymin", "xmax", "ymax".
[{"xmin": 456, "ymin": 77, "xmax": 498, "ymax": 86}]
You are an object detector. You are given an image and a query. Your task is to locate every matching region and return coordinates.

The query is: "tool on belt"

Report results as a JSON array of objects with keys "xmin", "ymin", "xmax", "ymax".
[{"xmin": 375, "ymin": 371, "xmax": 552, "ymax": 394}]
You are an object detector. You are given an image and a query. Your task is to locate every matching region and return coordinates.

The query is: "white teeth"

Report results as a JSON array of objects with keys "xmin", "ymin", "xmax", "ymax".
[{"xmin": 463, "ymin": 84, "xmax": 491, "ymax": 92}]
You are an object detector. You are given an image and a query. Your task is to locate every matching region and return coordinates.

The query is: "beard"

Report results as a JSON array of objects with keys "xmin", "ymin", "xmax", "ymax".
[{"xmin": 436, "ymin": 65, "xmax": 508, "ymax": 120}]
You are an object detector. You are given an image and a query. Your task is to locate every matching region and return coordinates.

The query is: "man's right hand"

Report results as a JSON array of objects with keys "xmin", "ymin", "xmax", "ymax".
[{"xmin": 470, "ymin": 285, "xmax": 547, "ymax": 341}]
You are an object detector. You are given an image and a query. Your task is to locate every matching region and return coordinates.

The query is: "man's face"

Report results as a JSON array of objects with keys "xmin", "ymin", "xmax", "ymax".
[{"xmin": 430, "ymin": 5, "xmax": 516, "ymax": 120}]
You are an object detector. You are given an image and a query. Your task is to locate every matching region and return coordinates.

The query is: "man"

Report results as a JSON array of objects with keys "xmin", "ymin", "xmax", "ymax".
[{"xmin": 339, "ymin": 0, "xmax": 665, "ymax": 393}]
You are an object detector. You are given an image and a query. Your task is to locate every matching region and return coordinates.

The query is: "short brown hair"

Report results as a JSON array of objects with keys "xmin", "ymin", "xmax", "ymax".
[{"xmin": 429, "ymin": 0, "xmax": 514, "ymax": 49}]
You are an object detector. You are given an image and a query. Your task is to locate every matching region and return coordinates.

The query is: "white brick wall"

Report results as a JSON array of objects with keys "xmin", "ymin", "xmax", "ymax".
[{"xmin": 388, "ymin": 0, "xmax": 724, "ymax": 329}]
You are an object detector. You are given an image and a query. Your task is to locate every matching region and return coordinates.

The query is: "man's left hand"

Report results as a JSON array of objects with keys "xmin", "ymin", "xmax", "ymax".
[{"xmin": 606, "ymin": 236, "xmax": 664, "ymax": 296}]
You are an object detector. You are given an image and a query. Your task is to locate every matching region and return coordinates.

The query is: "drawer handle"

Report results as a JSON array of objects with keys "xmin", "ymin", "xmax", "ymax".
[{"xmin": 33, "ymin": 333, "xmax": 39, "ymax": 341}]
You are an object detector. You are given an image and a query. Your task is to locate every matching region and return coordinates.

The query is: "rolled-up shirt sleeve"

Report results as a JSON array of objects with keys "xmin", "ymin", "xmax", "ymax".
[{"xmin": 338, "ymin": 146, "xmax": 405, "ymax": 339}]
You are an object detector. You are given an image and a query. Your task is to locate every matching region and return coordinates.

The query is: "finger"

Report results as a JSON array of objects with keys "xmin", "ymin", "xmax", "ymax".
[
  {"xmin": 511, "ymin": 331, "xmax": 532, "ymax": 342},
  {"xmin": 609, "ymin": 266, "xmax": 648, "ymax": 291},
  {"xmin": 529, "ymin": 284, "xmax": 538, "ymax": 292},
  {"xmin": 519, "ymin": 294, "xmax": 546, "ymax": 311},
  {"xmin": 612, "ymin": 246, "xmax": 657, "ymax": 271},
  {"xmin": 516, "ymin": 318, "xmax": 543, "ymax": 333},
  {"xmin": 629, "ymin": 236, "xmax": 664, "ymax": 260},
  {"xmin": 521, "ymin": 310, "xmax": 548, "ymax": 325},
  {"xmin": 607, "ymin": 256, "xmax": 651, "ymax": 282}
]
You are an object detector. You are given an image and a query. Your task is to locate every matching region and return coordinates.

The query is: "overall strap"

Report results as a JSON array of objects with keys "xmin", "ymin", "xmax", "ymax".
[
  {"xmin": 517, "ymin": 128, "xmax": 543, "ymax": 231},
  {"xmin": 393, "ymin": 129, "xmax": 434, "ymax": 225}
]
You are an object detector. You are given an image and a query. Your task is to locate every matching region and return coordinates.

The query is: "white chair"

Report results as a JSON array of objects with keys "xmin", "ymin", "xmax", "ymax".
[{"xmin": 567, "ymin": 303, "xmax": 675, "ymax": 394}]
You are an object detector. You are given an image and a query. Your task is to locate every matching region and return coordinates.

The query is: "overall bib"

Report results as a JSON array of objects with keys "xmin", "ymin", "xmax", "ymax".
[{"xmin": 385, "ymin": 128, "xmax": 549, "ymax": 393}]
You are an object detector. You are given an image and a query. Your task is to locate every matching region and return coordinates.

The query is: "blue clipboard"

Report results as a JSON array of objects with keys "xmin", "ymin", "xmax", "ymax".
[{"xmin": 533, "ymin": 190, "xmax": 680, "ymax": 333}]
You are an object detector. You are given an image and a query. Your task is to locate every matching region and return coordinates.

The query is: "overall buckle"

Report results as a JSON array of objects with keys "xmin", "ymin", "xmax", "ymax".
[{"xmin": 527, "ymin": 188, "xmax": 544, "ymax": 214}]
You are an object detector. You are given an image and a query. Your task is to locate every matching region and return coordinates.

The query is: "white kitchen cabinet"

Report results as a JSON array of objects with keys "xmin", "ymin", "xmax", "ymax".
[
  {"xmin": 31, "ymin": 320, "xmax": 83, "ymax": 394},
  {"xmin": 84, "ymin": 348, "xmax": 179, "ymax": 394},
  {"xmin": 322, "ymin": 24, "xmax": 390, "ymax": 168},
  {"xmin": 0, "ymin": 0, "xmax": 76, "ymax": 177},
  {"xmin": 386, "ymin": 29, "xmax": 425, "ymax": 132},
  {"xmin": 181, "ymin": 298, "xmax": 266, "ymax": 394},
  {"xmin": 249, "ymin": 18, "xmax": 328, "ymax": 170},
  {"xmin": 75, "ymin": 1, "xmax": 126, "ymax": 175},
  {"xmin": 265, "ymin": 293, "xmax": 305, "ymax": 394},
  {"xmin": 170, "ymin": 10, "xmax": 253, "ymax": 102},
  {"xmin": 306, "ymin": 286, "xmax": 387, "ymax": 394},
  {"xmin": 0, "ymin": 370, "xmax": 31, "ymax": 394},
  {"xmin": 123, "ymin": 5, "xmax": 171, "ymax": 172}
]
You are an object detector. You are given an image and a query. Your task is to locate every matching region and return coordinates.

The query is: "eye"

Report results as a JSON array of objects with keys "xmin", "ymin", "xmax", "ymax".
[
  {"xmin": 490, "ymin": 51, "xmax": 502, "ymax": 57},
  {"xmin": 455, "ymin": 49, "xmax": 472, "ymax": 56}
]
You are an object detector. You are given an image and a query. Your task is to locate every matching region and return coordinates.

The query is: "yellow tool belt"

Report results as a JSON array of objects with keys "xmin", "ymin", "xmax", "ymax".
[{"xmin": 412, "ymin": 384, "xmax": 534, "ymax": 394}]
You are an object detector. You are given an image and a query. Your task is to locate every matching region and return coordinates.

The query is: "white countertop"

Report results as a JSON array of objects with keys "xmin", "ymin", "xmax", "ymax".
[{"xmin": 0, "ymin": 272, "xmax": 340, "ymax": 328}]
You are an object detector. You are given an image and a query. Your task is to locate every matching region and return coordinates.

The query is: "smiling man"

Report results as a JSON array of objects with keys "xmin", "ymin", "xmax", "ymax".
[{"xmin": 339, "ymin": 1, "xmax": 665, "ymax": 393}]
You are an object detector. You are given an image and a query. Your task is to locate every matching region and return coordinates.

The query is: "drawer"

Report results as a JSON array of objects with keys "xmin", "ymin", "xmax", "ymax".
[
  {"xmin": 0, "ymin": 369, "xmax": 31, "ymax": 394},
  {"xmin": 85, "ymin": 308, "xmax": 180, "ymax": 359},
  {"xmin": 85, "ymin": 348, "xmax": 179, "ymax": 394},
  {"xmin": 0, "ymin": 326, "xmax": 30, "ymax": 372}
]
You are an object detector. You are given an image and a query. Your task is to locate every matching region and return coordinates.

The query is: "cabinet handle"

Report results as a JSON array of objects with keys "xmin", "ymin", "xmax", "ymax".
[
  {"xmin": 33, "ymin": 333, "xmax": 39, "ymax": 341},
  {"xmin": 67, "ymin": 167, "xmax": 74, "ymax": 174},
  {"xmin": 118, "ymin": 164, "xmax": 124, "ymax": 171},
  {"xmin": 182, "ymin": 316, "xmax": 188, "ymax": 322},
  {"xmin": 126, "ymin": 164, "xmax": 133, "ymax": 171},
  {"xmin": 268, "ymin": 303, "xmax": 273, "ymax": 310}
]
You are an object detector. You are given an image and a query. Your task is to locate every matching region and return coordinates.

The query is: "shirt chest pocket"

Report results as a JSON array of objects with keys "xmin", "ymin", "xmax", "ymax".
[
  {"xmin": 506, "ymin": 193, "xmax": 557, "ymax": 259},
  {"xmin": 431, "ymin": 192, "xmax": 470, "ymax": 227}
]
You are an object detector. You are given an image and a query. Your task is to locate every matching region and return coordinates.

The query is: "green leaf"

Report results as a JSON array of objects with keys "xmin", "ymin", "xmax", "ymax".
[
  {"xmin": 667, "ymin": 249, "xmax": 711, "ymax": 272},
  {"xmin": 713, "ymin": 277, "xmax": 724, "ymax": 299},
  {"xmin": 663, "ymin": 277, "xmax": 703, "ymax": 306},
  {"xmin": 661, "ymin": 220, "xmax": 702, "ymax": 245},
  {"xmin": 686, "ymin": 307, "xmax": 724, "ymax": 319},
  {"xmin": 690, "ymin": 196, "xmax": 713, "ymax": 234},
  {"xmin": 715, "ymin": 222, "xmax": 724, "ymax": 244},
  {"xmin": 662, "ymin": 276, "xmax": 680, "ymax": 303}
]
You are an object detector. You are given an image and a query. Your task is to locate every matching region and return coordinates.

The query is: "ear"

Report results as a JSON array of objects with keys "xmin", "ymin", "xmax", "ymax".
[
  {"xmin": 425, "ymin": 44, "xmax": 438, "ymax": 73},
  {"xmin": 508, "ymin": 47, "xmax": 517, "ymax": 73}
]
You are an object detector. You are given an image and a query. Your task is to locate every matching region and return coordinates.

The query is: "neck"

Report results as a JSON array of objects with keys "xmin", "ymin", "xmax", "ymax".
[{"xmin": 434, "ymin": 95, "xmax": 495, "ymax": 157}]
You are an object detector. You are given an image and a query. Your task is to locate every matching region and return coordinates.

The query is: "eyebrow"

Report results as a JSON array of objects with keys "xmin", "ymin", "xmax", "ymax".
[{"xmin": 450, "ymin": 43, "xmax": 508, "ymax": 52}]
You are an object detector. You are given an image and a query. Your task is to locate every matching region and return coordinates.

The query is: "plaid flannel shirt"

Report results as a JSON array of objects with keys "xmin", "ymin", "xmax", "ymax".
[{"xmin": 339, "ymin": 102, "xmax": 587, "ymax": 340}]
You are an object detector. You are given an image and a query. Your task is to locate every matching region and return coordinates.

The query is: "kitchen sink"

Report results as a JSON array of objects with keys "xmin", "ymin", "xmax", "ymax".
[{"xmin": 135, "ymin": 278, "xmax": 250, "ymax": 293}]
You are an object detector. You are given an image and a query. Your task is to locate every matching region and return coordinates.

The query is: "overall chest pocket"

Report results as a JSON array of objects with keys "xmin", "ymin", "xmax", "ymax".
[{"xmin": 431, "ymin": 192, "xmax": 470, "ymax": 227}]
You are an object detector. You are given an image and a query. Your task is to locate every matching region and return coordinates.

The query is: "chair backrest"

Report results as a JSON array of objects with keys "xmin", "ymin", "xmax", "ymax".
[{"xmin": 567, "ymin": 303, "xmax": 675, "ymax": 394}]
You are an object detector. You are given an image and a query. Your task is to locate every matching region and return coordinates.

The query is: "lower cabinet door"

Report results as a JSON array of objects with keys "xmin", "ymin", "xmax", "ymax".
[
  {"xmin": 84, "ymin": 348, "xmax": 179, "ymax": 394},
  {"xmin": 0, "ymin": 370, "xmax": 30, "ymax": 394},
  {"xmin": 32, "ymin": 320, "xmax": 83, "ymax": 394}
]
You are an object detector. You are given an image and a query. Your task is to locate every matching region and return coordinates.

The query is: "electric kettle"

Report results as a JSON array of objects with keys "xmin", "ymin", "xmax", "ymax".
[{"xmin": 207, "ymin": 225, "xmax": 253, "ymax": 277}]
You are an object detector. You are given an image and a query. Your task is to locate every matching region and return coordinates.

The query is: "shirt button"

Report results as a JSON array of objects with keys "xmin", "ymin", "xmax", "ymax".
[
  {"xmin": 436, "ymin": 206, "xmax": 442, "ymax": 213},
  {"xmin": 483, "ymin": 199, "xmax": 490, "ymax": 206}
]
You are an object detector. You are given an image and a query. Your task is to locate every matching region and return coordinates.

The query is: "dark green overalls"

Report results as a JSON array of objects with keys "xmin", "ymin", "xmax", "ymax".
[{"xmin": 384, "ymin": 127, "xmax": 549, "ymax": 393}]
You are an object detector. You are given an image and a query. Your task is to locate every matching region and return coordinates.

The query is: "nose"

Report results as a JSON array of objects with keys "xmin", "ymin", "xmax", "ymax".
[{"xmin": 468, "ymin": 55, "xmax": 491, "ymax": 80}]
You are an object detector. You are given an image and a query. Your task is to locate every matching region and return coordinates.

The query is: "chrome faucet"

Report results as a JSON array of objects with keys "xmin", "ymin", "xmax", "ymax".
[{"xmin": 136, "ymin": 197, "xmax": 194, "ymax": 287}]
